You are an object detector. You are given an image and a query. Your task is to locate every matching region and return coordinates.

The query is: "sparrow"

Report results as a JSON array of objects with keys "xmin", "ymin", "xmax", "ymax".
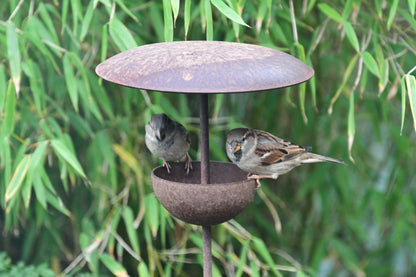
[
  {"xmin": 145, "ymin": 113, "xmax": 192, "ymax": 174},
  {"xmin": 226, "ymin": 128, "xmax": 345, "ymax": 187}
]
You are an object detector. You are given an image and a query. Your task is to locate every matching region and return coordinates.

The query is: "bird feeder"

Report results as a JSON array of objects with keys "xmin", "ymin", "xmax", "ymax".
[{"xmin": 96, "ymin": 41, "xmax": 313, "ymax": 276}]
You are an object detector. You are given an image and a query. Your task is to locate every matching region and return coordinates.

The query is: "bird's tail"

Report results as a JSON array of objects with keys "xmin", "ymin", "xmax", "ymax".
[{"xmin": 301, "ymin": 152, "xmax": 345, "ymax": 165}]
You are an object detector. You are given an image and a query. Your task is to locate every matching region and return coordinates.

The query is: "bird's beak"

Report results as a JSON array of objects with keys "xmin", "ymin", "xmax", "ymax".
[
  {"xmin": 155, "ymin": 129, "xmax": 162, "ymax": 141},
  {"xmin": 233, "ymin": 143, "xmax": 241, "ymax": 153}
]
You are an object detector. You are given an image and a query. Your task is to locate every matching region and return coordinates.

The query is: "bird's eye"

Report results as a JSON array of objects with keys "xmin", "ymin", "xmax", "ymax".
[{"xmin": 242, "ymin": 136, "xmax": 246, "ymax": 142}]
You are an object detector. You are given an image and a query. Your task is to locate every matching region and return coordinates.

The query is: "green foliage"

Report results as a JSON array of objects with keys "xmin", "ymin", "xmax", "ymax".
[
  {"xmin": 0, "ymin": 252, "xmax": 55, "ymax": 277},
  {"xmin": 0, "ymin": 0, "xmax": 415, "ymax": 276}
]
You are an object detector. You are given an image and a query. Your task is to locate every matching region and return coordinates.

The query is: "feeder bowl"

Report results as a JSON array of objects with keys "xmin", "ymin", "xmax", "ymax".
[{"xmin": 152, "ymin": 161, "xmax": 256, "ymax": 226}]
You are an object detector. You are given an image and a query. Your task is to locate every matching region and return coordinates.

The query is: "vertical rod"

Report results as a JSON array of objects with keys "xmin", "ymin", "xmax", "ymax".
[
  {"xmin": 200, "ymin": 93, "xmax": 210, "ymax": 185},
  {"xmin": 202, "ymin": 225, "xmax": 212, "ymax": 277},
  {"xmin": 200, "ymin": 94, "xmax": 212, "ymax": 277}
]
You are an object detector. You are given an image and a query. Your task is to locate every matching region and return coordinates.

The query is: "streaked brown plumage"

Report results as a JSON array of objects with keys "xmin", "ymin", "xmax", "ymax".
[{"xmin": 226, "ymin": 128, "xmax": 345, "ymax": 186}]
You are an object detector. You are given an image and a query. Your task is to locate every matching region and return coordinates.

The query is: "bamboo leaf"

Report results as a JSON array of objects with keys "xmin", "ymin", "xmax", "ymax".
[
  {"xmin": 5, "ymin": 155, "xmax": 32, "ymax": 204},
  {"xmin": 123, "ymin": 206, "xmax": 141, "ymax": 255},
  {"xmin": 235, "ymin": 240, "xmax": 250, "ymax": 277},
  {"xmin": 100, "ymin": 253, "xmax": 129, "ymax": 277},
  {"xmin": 400, "ymin": 76, "xmax": 407, "ymax": 135},
  {"xmin": 410, "ymin": 0, "xmax": 416, "ymax": 16},
  {"xmin": 405, "ymin": 74, "xmax": 416, "ymax": 132},
  {"xmin": 6, "ymin": 21, "xmax": 21, "ymax": 96},
  {"xmin": 343, "ymin": 21, "xmax": 360, "ymax": 52},
  {"xmin": 46, "ymin": 189, "xmax": 71, "ymax": 216},
  {"xmin": 318, "ymin": 3, "xmax": 343, "ymax": 23},
  {"xmin": 109, "ymin": 17, "xmax": 137, "ymax": 51},
  {"xmin": 328, "ymin": 54, "xmax": 359, "ymax": 114},
  {"xmin": 211, "ymin": 0, "xmax": 249, "ymax": 27},
  {"xmin": 32, "ymin": 171, "xmax": 47, "ymax": 209},
  {"xmin": 205, "ymin": 0, "xmax": 213, "ymax": 40},
  {"xmin": 184, "ymin": 0, "xmax": 191, "ymax": 39},
  {"xmin": 163, "ymin": 0, "xmax": 174, "ymax": 42},
  {"xmin": 3, "ymin": 81, "xmax": 16, "ymax": 137},
  {"xmin": 361, "ymin": 51, "xmax": 380, "ymax": 78},
  {"xmin": 252, "ymin": 237, "xmax": 282, "ymax": 276},
  {"xmin": 101, "ymin": 23, "xmax": 109, "ymax": 61},
  {"xmin": 348, "ymin": 92, "xmax": 355, "ymax": 163},
  {"xmin": 170, "ymin": 0, "xmax": 180, "ymax": 24},
  {"xmin": 112, "ymin": 144, "xmax": 140, "ymax": 174},
  {"xmin": 80, "ymin": 0, "xmax": 95, "ymax": 41},
  {"xmin": 0, "ymin": 65, "xmax": 6, "ymax": 112},
  {"xmin": 38, "ymin": 3, "xmax": 59, "ymax": 44},
  {"xmin": 387, "ymin": 0, "xmax": 399, "ymax": 30},
  {"xmin": 250, "ymin": 260, "xmax": 261, "ymax": 277},
  {"xmin": 145, "ymin": 195, "xmax": 160, "ymax": 238},
  {"xmin": 63, "ymin": 53, "xmax": 79, "ymax": 112},
  {"xmin": 51, "ymin": 139, "xmax": 86, "ymax": 178},
  {"xmin": 115, "ymin": 0, "xmax": 139, "ymax": 23},
  {"xmin": 400, "ymin": 9, "xmax": 416, "ymax": 31},
  {"xmin": 138, "ymin": 262, "xmax": 150, "ymax": 277}
]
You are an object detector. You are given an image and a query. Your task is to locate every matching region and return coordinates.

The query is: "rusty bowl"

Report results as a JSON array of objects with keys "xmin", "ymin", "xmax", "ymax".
[{"xmin": 151, "ymin": 161, "xmax": 256, "ymax": 226}]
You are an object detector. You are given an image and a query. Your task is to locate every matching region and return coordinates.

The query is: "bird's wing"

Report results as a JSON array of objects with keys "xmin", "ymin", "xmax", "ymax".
[{"xmin": 254, "ymin": 130, "xmax": 307, "ymax": 165}]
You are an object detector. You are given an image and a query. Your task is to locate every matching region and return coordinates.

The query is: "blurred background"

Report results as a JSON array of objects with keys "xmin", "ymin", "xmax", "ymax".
[{"xmin": 1, "ymin": 0, "xmax": 415, "ymax": 276}]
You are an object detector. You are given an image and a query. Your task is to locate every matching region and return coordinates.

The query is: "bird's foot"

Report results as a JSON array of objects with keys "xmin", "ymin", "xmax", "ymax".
[
  {"xmin": 163, "ymin": 161, "xmax": 172, "ymax": 173},
  {"xmin": 248, "ymin": 174, "xmax": 279, "ymax": 189},
  {"xmin": 184, "ymin": 153, "xmax": 192, "ymax": 175},
  {"xmin": 247, "ymin": 173, "xmax": 262, "ymax": 189}
]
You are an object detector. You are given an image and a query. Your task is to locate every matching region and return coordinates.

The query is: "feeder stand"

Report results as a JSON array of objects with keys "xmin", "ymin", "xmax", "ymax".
[{"xmin": 96, "ymin": 41, "xmax": 314, "ymax": 277}]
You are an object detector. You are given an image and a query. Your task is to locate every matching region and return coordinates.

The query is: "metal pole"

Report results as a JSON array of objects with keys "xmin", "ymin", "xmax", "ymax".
[
  {"xmin": 200, "ymin": 94, "xmax": 212, "ymax": 277},
  {"xmin": 202, "ymin": 225, "xmax": 212, "ymax": 277},
  {"xmin": 200, "ymin": 93, "xmax": 210, "ymax": 185}
]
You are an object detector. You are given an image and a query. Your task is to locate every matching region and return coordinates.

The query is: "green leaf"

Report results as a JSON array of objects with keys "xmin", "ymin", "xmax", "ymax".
[
  {"xmin": 22, "ymin": 60, "xmax": 46, "ymax": 115},
  {"xmin": 45, "ymin": 189, "xmax": 71, "ymax": 216},
  {"xmin": 32, "ymin": 171, "xmax": 47, "ymax": 209},
  {"xmin": 249, "ymin": 260, "xmax": 261, "ymax": 277},
  {"xmin": 109, "ymin": 16, "xmax": 137, "ymax": 51},
  {"xmin": 400, "ymin": 76, "xmax": 407, "ymax": 135},
  {"xmin": 361, "ymin": 51, "xmax": 380, "ymax": 78},
  {"xmin": 343, "ymin": 21, "xmax": 360, "ymax": 52},
  {"xmin": 0, "ymin": 64, "xmax": 6, "ymax": 112},
  {"xmin": 163, "ymin": 0, "xmax": 174, "ymax": 42},
  {"xmin": 138, "ymin": 262, "xmax": 150, "ymax": 277},
  {"xmin": 318, "ymin": 3, "xmax": 343, "ymax": 23},
  {"xmin": 51, "ymin": 139, "xmax": 86, "ymax": 178},
  {"xmin": 170, "ymin": 0, "xmax": 180, "ymax": 24},
  {"xmin": 235, "ymin": 240, "xmax": 250, "ymax": 277},
  {"xmin": 38, "ymin": 3, "xmax": 60, "ymax": 44},
  {"xmin": 387, "ymin": 0, "xmax": 399, "ymax": 30},
  {"xmin": 405, "ymin": 74, "xmax": 416, "ymax": 132},
  {"xmin": 3, "ymin": 81, "xmax": 16, "ymax": 137},
  {"xmin": 328, "ymin": 54, "xmax": 359, "ymax": 114},
  {"xmin": 100, "ymin": 253, "xmax": 129, "ymax": 277},
  {"xmin": 252, "ymin": 237, "xmax": 282, "ymax": 276},
  {"xmin": 348, "ymin": 92, "xmax": 355, "ymax": 162},
  {"xmin": 5, "ymin": 155, "xmax": 32, "ymax": 204},
  {"xmin": 211, "ymin": 0, "xmax": 249, "ymax": 27},
  {"xmin": 145, "ymin": 195, "xmax": 160, "ymax": 238},
  {"xmin": 184, "ymin": 0, "xmax": 191, "ymax": 39},
  {"xmin": 6, "ymin": 21, "xmax": 21, "ymax": 96},
  {"xmin": 400, "ymin": 9, "xmax": 416, "ymax": 31},
  {"xmin": 204, "ymin": 0, "xmax": 213, "ymax": 40},
  {"xmin": 410, "ymin": 0, "xmax": 416, "ymax": 16},
  {"xmin": 123, "ymin": 206, "xmax": 140, "ymax": 255},
  {"xmin": 63, "ymin": 53, "xmax": 78, "ymax": 112},
  {"xmin": 80, "ymin": 0, "xmax": 94, "ymax": 41},
  {"xmin": 115, "ymin": 0, "xmax": 139, "ymax": 23}
]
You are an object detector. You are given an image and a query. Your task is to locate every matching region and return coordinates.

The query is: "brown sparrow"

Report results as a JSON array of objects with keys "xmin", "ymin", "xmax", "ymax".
[
  {"xmin": 145, "ymin": 113, "xmax": 192, "ymax": 174},
  {"xmin": 226, "ymin": 128, "xmax": 345, "ymax": 186}
]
